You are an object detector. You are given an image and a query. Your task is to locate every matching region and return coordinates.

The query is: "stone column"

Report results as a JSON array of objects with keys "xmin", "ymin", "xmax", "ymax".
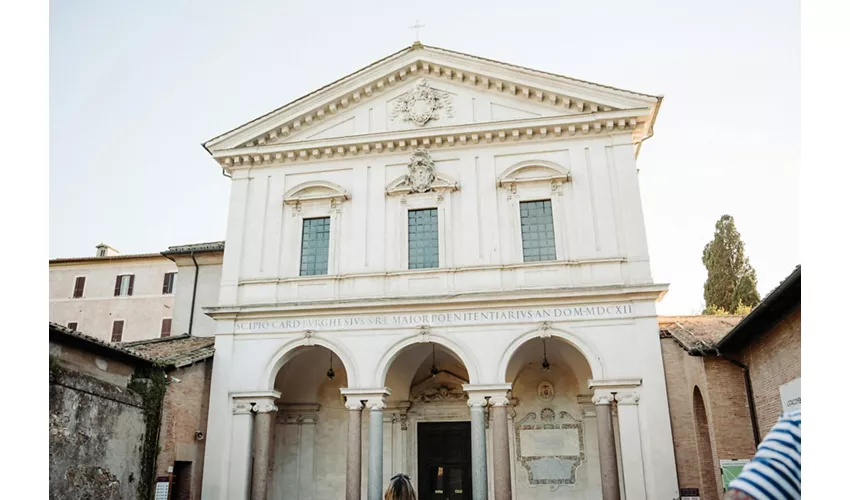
[
  {"xmin": 491, "ymin": 396, "xmax": 513, "ymax": 500},
  {"xmin": 251, "ymin": 398, "xmax": 278, "ymax": 500},
  {"xmin": 345, "ymin": 399, "xmax": 364, "ymax": 500},
  {"xmin": 615, "ymin": 391, "xmax": 646, "ymax": 500},
  {"xmin": 468, "ymin": 396, "xmax": 489, "ymax": 500},
  {"xmin": 229, "ymin": 400, "xmax": 256, "ymax": 500},
  {"xmin": 367, "ymin": 395, "xmax": 388, "ymax": 500},
  {"xmin": 593, "ymin": 391, "xmax": 621, "ymax": 500}
]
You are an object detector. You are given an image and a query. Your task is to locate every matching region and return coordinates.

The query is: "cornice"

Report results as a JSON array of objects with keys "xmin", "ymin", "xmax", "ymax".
[
  {"xmin": 215, "ymin": 109, "xmax": 648, "ymax": 172},
  {"xmin": 206, "ymin": 49, "xmax": 656, "ymax": 152}
]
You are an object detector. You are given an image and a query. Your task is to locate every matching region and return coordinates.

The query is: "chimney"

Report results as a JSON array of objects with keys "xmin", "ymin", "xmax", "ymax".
[{"xmin": 95, "ymin": 243, "xmax": 120, "ymax": 257}]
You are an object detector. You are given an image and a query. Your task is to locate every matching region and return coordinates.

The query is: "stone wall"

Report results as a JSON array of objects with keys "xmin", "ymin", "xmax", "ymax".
[
  {"xmin": 50, "ymin": 362, "xmax": 148, "ymax": 500},
  {"xmin": 742, "ymin": 306, "xmax": 802, "ymax": 439}
]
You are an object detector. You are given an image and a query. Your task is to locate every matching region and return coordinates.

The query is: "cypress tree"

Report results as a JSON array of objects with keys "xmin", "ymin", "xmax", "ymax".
[{"xmin": 702, "ymin": 215, "xmax": 761, "ymax": 314}]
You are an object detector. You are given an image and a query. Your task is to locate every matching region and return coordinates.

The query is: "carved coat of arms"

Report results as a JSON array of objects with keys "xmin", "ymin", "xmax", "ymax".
[
  {"xmin": 392, "ymin": 79, "xmax": 454, "ymax": 126},
  {"xmin": 405, "ymin": 148, "xmax": 436, "ymax": 193}
]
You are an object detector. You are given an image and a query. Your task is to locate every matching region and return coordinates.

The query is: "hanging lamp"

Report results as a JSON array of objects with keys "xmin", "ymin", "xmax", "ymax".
[
  {"xmin": 430, "ymin": 344, "xmax": 439, "ymax": 377},
  {"xmin": 327, "ymin": 351, "xmax": 335, "ymax": 380},
  {"xmin": 541, "ymin": 338, "xmax": 551, "ymax": 371}
]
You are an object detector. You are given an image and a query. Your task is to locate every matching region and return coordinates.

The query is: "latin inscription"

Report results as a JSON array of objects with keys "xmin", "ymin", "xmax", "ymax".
[{"xmin": 234, "ymin": 304, "xmax": 634, "ymax": 333}]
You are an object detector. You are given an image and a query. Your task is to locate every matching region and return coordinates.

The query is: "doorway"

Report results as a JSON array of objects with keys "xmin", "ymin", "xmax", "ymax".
[
  {"xmin": 417, "ymin": 422, "xmax": 472, "ymax": 500},
  {"xmin": 170, "ymin": 461, "xmax": 192, "ymax": 500}
]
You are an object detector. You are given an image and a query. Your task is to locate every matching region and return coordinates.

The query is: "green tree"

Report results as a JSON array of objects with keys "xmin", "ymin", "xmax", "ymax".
[{"xmin": 702, "ymin": 215, "xmax": 761, "ymax": 314}]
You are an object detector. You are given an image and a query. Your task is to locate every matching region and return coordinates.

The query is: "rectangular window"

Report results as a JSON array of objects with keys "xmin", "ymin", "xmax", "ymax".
[
  {"xmin": 72, "ymin": 276, "xmax": 86, "ymax": 298},
  {"xmin": 520, "ymin": 200, "xmax": 557, "ymax": 262},
  {"xmin": 67, "ymin": 322, "xmax": 78, "ymax": 331},
  {"xmin": 408, "ymin": 208, "xmax": 439, "ymax": 269},
  {"xmin": 162, "ymin": 272, "xmax": 176, "ymax": 294},
  {"xmin": 111, "ymin": 320, "xmax": 124, "ymax": 342},
  {"xmin": 114, "ymin": 274, "xmax": 135, "ymax": 296},
  {"xmin": 299, "ymin": 217, "xmax": 330, "ymax": 276},
  {"xmin": 161, "ymin": 318, "xmax": 172, "ymax": 338}
]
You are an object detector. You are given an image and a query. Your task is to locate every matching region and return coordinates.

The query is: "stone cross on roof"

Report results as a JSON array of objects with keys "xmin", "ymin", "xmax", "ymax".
[{"xmin": 409, "ymin": 19, "xmax": 425, "ymax": 42}]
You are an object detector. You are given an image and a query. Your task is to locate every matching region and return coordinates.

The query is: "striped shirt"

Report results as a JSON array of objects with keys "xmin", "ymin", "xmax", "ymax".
[{"xmin": 727, "ymin": 410, "xmax": 801, "ymax": 499}]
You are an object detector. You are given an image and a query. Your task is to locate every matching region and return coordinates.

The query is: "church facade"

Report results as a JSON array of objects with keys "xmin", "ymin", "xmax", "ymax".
[{"xmin": 200, "ymin": 43, "xmax": 678, "ymax": 500}]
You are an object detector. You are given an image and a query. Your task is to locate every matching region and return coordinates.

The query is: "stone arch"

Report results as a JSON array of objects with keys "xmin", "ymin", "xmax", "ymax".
[
  {"xmin": 497, "ymin": 159, "xmax": 571, "ymax": 188},
  {"xmin": 262, "ymin": 335, "xmax": 359, "ymax": 390},
  {"xmin": 497, "ymin": 325, "xmax": 604, "ymax": 382},
  {"xmin": 375, "ymin": 333, "xmax": 480, "ymax": 387},
  {"xmin": 693, "ymin": 386, "xmax": 719, "ymax": 500}
]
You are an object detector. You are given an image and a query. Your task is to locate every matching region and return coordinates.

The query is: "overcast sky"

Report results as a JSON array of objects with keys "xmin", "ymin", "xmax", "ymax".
[{"xmin": 49, "ymin": 0, "xmax": 799, "ymax": 315}]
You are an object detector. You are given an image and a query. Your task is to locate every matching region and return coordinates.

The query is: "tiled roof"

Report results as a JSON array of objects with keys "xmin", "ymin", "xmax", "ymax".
[
  {"xmin": 49, "ymin": 252, "xmax": 169, "ymax": 264},
  {"xmin": 715, "ymin": 265, "xmax": 801, "ymax": 352},
  {"xmin": 658, "ymin": 315, "xmax": 745, "ymax": 353},
  {"xmin": 121, "ymin": 334, "xmax": 215, "ymax": 368},
  {"xmin": 162, "ymin": 241, "xmax": 225, "ymax": 255},
  {"xmin": 49, "ymin": 322, "xmax": 156, "ymax": 364}
]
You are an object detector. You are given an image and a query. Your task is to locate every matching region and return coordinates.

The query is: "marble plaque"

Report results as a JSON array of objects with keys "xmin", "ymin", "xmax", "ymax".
[
  {"xmin": 520, "ymin": 428, "xmax": 580, "ymax": 457},
  {"xmin": 528, "ymin": 459, "xmax": 576, "ymax": 481}
]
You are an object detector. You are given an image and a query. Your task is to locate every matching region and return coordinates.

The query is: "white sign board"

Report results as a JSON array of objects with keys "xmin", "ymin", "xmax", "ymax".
[
  {"xmin": 154, "ymin": 481, "xmax": 169, "ymax": 500},
  {"xmin": 780, "ymin": 377, "xmax": 801, "ymax": 412}
]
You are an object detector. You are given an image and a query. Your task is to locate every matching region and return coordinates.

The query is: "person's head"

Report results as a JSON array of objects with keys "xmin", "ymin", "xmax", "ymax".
[{"xmin": 385, "ymin": 473, "xmax": 416, "ymax": 500}]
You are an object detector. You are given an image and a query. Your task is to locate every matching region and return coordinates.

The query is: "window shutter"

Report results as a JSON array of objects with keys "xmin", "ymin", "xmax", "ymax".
[
  {"xmin": 162, "ymin": 274, "xmax": 169, "ymax": 294},
  {"xmin": 114, "ymin": 276, "xmax": 121, "ymax": 296},
  {"xmin": 73, "ymin": 277, "xmax": 85, "ymax": 298},
  {"xmin": 161, "ymin": 319, "xmax": 172, "ymax": 338},
  {"xmin": 127, "ymin": 275, "xmax": 135, "ymax": 296},
  {"xmin": 111, "ymin": 320, "xmax": 124, "ymax": 342}
]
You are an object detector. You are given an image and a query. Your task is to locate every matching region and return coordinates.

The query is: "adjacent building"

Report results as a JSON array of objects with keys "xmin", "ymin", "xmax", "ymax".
[
  {"xmin": 122, "ymin": 334, "xmax": 216, "ymax": 500},
  {"xmin": 50, "ymin": 321, "xmax": 217, "ymax": 500},
  {"xmin": 200, "ymin": 43, "xmax": 679, "ymax": 500},
  {"xmin": 49, "ymin": 243, "xmax": 178, "ymax": 342},
  {"xmin": 659, "ymin": 266, "xmax": 801, "ymax": 500},
  {"xmin": 49, "ymin": 322, "xmax": 157, "ymax": 500}
]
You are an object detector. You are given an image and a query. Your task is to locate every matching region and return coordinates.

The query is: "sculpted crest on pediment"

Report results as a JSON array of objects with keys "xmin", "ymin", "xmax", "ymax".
[{"xmin": 391, "ymin": 78, "xmax": 454, "ymax": 127}]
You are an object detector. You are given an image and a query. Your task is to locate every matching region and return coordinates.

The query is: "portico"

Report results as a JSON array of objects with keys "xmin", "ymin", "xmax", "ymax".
[{"xmin": 199, "ymin": 43, "xmax": 678, "ymax": 499}]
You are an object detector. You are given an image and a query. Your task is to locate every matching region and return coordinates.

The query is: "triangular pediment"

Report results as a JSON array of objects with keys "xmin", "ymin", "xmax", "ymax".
[
  {"xmin": 204, "ymin": 44, "xmax": 660, "ymax": 153},
  {"xmin": 262, "ymin": 77, "xmax": 570, "ymax": 146}
]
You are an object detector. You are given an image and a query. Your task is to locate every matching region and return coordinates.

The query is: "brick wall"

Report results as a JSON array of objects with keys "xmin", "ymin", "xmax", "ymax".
[
  {"xmin": 659, "ymin": 337, "xmax": 700, "ymax": 489},
  {"xmin": 660, "ymin": 306, "xmax": 800, "ymax": 499},
  {"xmin": 661, "ymin": 338, "xmax": 754, "ymax": 500},
  {"xmin": 155, "ymin": 359, "xmax": 213, "ymax": 500},
  {"xmin": 742, "ymin": 306, "xmax": 801, "ymax": 439}
]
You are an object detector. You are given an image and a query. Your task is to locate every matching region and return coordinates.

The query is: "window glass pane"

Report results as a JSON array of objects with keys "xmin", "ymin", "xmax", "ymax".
[
  {"xmin": 520, "ymin": 200, "xmax": 557, "ymax": 262},
  {"xmin": 299, "ymin": 217, "xmax": 331, "ymax": 276},
  {"xmin": 163, "ymin": 272, "xmax": 176, "ymax": 294},
  {"xmin": 119, "ymin": 275, "xmax": 131, "ymax": 296},
  {"xmin": 408, "ymin": 208, "xmax": 439, "ymax": 269}
]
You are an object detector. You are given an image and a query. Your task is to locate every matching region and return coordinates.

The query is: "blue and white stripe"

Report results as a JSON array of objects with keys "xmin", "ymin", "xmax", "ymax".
[{"xmin": 728, "ymin": 409, "xmax": 801, "ymax": 499}]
